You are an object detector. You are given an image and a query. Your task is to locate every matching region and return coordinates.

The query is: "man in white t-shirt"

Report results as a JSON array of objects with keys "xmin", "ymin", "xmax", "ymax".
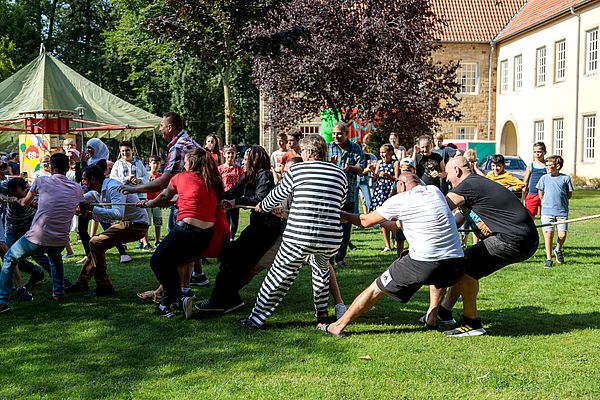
[{"xmin": 317, "ymin": 173, "xmax": 465, "ymax": 336}]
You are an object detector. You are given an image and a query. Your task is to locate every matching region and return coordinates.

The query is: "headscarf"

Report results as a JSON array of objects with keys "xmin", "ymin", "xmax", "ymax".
[{"xmin": 86, "ymin": 138, "xmax": 109, "ymax": 165}]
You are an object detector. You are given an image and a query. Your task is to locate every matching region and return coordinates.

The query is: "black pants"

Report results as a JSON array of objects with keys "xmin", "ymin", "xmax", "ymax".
[
  {"xmin": 210, "ymin": 222, "xmax": 282, "ymax": 306},
  {"xmin": 150, "ymin": 222, "xmax": 213, "ymax": 305},
  {"xmin": 78, "ymin": 215, "xmax": 127, "ymax": 256},
  {"xmin": 225, "ymin": 208, "xmax": 240, "ymax": 240}
]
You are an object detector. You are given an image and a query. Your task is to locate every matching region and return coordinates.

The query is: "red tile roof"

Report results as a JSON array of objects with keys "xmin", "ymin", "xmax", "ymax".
[
  {"xmin": 430, "ymin": 0, "xmax": 526, "ymax": 42},
  {"xmin": 496, "ymin": 0, "xmax": 594, "ymax": 41}
]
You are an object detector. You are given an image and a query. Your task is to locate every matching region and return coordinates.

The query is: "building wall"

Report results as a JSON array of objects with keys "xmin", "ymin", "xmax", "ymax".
[
  {"xmin": 435, "ymin": 42, "xmax": 497, "ymax": 142},
  {"xmin": 496, "ymin": 3, "xmax": 600, "ymax": 178}
]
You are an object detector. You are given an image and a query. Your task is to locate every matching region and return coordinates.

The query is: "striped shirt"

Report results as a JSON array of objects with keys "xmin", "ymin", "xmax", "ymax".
[{"xmin": 260, "ymin": 161, "xmax": 347, "ymax": 249}]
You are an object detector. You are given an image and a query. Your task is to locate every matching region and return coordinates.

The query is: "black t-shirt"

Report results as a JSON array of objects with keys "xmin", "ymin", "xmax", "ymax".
[
  {"xmin": 416, "ymin": 152, "xmax": 443, "ymax": 188},
  {"xmin": 451, "ymin": 174, "xmax": 538, "ymax": 243}
]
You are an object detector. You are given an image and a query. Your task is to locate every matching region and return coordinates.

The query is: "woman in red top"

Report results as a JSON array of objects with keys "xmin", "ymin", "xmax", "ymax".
[
  {"xmin": 140, "ymin": 148, "xmax": 224, "ymax": 318},
  {"xmin": 218, "ymin": 144, "xmax": 244, "ymax": 238}
]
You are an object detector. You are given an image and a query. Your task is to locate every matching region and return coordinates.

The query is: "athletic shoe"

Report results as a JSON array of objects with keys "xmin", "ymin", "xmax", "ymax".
[
  {"xmin": 224, "ymin": 299, "xmax": 245, "ymax": 314},
  {"xmin": 0, "ymin": 303, "xmax": 11, "ymax": 313},
  {"xmin": 348, "ymin": 242, "xmax": 357, "ymax": 251},
  {"xmin": 335, "ymin": 260, "xmax": 349, "ymax": 269},
  {"xmin": 119, "ymin": 255, "xmax": 132, "ymax": 264},
  {"xmin": 553, "ymin": 247, "xmax": 565, "ymax": 264},
  {"xmin": 334, "ymin": 303, "xmax": 347, "ymax": 320},
  {"xmin": 50, "ymin": 293, "xmax": 65, "ymax": 302},
  {"xmin": 143, "ymin": 244, "xmax": 154, "ymax": 251},
  {"xmin": 154, "ymin": 241, "xmax": 161, "ymax": 247},
  {"xmin": 25, "ymin": 270, "xmax": 44, "ymax": 288},
  {"xmin": 16, "ymin": 287, "xmax": 33, "ymax": 302},
  {"xmin": 444, "ymin": 316, "xmax": 486, "ymax": 337},
  {"xmin": 181, "ymin": 289, "xmax": 196, "ymax": 300},
  {"xmin": 190, "ymin": 273, "xmax": 210, "ymax": 286},
  {"xmin": 180, "ymin": 297, "xmax": 193, "ymax": 320},
  {"xmin": 194, "ymin": 299, "xmax": 226, "ymax": 313},
  {"xmin": 238, "ymin": 316, "xmax": 263, "ymax": 329},
  {"xmin": 544, "ymin": 259, "xmax": 554, "ymax": 269},
  {"xmin": 155, "ymin": 304, "xmax": 175, "ymax": 318},
  {"xmin": 134, "ymin": 242, "xmax": 143, "ymax": 250}
]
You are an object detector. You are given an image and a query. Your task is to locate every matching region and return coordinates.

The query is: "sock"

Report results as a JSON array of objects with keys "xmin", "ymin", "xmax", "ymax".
[{"xmin": 181, "ymin": 287, "xmax": 190, "ymax": 294}]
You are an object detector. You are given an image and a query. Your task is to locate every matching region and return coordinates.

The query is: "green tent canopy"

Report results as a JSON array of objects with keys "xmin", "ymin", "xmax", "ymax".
[{"xmin": 0, "ymin": 52, "xmax": 160, "ymax": 150}]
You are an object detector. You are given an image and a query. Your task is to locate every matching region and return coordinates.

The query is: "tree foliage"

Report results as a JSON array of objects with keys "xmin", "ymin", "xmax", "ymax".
[{"xmin": 247, "ymin": 0, "xmax": 461, "ymax": 139}]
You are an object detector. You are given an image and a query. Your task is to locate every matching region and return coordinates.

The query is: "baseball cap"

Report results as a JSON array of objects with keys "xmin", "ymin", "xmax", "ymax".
[{"xmin": 399, "ymin": 158, "xmax": 415, "ymax": 168}]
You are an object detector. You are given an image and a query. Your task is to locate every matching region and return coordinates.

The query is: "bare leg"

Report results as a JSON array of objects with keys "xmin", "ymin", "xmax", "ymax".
[
  {"xmin": 91, "ymin": 220, "xmax": 99, "ymax": 236},
  {"xmin": 154, "ymin": 226, "xmax": 161, "ymax": 242},
  {"xmin": 193, "ymin": 260, "xmax": 203, "ymax": 275},
  {"xmin": 141, "ymin": 234, "xmax": 149, "ymax": 246},
  {"xmin": 441, "ymin": 282, "xmax": 462, "ymax": 312},
  {"xmin": 425, "ymin": 286, "xmax": 446, "ymax": 326},
  {"xmin": 64, "ymin": 242, "xmax": 74, "ymax": 256},
  {"xmin": 543, "ymin": 231, "xmax": 554, "ymax": 260},
  {"xmin": 396, "ymin": 240, "xmax": 405, "ymax": 258},
  {"xmin": 382, "ymin": 227, "xmax": 391, "ymax": 250},
  {"xmin": 328, "ymin": 265, "xmax": 344, "ymax": 304},
  {"xmin": 556, "ymin": 231, "xmax": 567, "ymax": 250},
  {"xmin": 454, "ymin": 275, "xmax": 479, "ymax": 319},
  {"xmin": 324, "ymin": 281, "xmax": 385, "ymax": 335},
  {"xmin": 179, "ymin": 262, "xmax": 194, "ymax": 288}
]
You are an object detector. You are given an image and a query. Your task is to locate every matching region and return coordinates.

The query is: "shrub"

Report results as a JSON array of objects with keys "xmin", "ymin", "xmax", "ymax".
[
  {"xmin": 588, "ymin": 177, "xmax": 600, "ymax": 190},
  {"xmin": 570, "ymin": 174, "xmax": 588, "ymax": 188}
]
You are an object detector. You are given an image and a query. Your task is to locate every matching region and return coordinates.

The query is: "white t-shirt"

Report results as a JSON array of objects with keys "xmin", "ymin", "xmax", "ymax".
[{"xmin": 376, "ymin": 185, "xmax": 463, "ymax": 261}]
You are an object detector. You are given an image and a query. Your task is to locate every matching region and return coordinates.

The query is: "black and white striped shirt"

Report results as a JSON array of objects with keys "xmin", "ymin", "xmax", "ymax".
[{"xmin": 260, "ymin": 161, "xmax": 347, "ymax": 249}]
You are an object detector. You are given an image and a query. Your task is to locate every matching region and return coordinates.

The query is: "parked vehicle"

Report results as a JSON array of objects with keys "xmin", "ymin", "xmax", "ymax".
[{"xmin": 480, "ymin": 155, "xmax": 527, "ymax": 181}]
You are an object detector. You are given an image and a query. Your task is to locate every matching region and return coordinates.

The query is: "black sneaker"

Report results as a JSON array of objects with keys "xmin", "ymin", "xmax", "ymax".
[
  {"xmin": 16, "ymin": 287, "xmax": 33, "ymax": 302},
  {"xmin": 87, "ymin": 285, "xmax": 116, "ymax": 297},
  {"xmin": 143, "ymin": 244, "xmax": 154, "ymax": 251},
  {"xmin": 190, "ymin": 273, "xmax": 210, "ymax": 287},
  {"xmin": 25, "ymin": 270, "xmax": 44, "ymax": 288},
  {"xmin": 155, "ymin": 304, "xmax": 175, "ymax": 318},
  {"xmin": 419, "ymin": 306, "xmax": 456, "ymax": 326},
  {"xmin": 443, "ymin": 316, "xmax": 486, "ymax": 337},
  {"xmin": 224, "ymin": 299, "xmax": 245, "ymax": 314},
  {"xmin": 238, "ymin": 316, "xmax": 263, "ymax": 329},
  {"xmin": 194, "ymin": 299, "xmax": 225, "ymax": 313},
  {"xmin": 553, "ymin": 247, "xmax": 565, "ymax": 264},
  {"xmin": 65, "ymin": 282, "xmax": 90, "ymax": 293},
  {"xmin": 0, "ymin": 303, "xmax": 11, "ymax": 313},
  {"xmin": 544, "ymin": 259, "xmax": 554, "ymax": 269},
  {"xmin": 182, "ymin": 289, "xmax": 196, "ymax": 300}
]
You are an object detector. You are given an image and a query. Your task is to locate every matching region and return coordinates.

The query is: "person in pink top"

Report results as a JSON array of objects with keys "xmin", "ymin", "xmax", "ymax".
[
  {"xmin": 218, "ymin": 145, "xmax": 244, "ymax": 239},
  {"xmin": 139, "ymin": 147, "xmax": 224, "ymax": 319},
  {"xmin": 0, "ymin": 153, "xmax": 84, "ymax": 313}
]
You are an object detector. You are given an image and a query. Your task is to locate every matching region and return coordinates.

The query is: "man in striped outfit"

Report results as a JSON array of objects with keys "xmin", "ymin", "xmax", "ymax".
[{"xmin": 239, "ymin": 134, "xmax": 348, "ymax": 328}]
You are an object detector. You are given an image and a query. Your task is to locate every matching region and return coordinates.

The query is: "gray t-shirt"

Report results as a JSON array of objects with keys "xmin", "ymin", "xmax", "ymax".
[{"xmin": 536, "ymin": 173, "xmax": 574, "ymax": 217}]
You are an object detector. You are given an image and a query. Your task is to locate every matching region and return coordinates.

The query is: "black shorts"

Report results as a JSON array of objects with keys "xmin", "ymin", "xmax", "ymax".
[
  {"xmin": 376, "ymin": 253, "xmax": 465, "ymax": 303},
  {"xmin": 464, "ymin": 235, "xmax": 538, "ymax": 280}
]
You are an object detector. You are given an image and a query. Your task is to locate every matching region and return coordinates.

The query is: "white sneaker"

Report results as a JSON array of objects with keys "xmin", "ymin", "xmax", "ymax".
[
  {"xmin": 120, "ymin": 254, "xmax": 133, "ymax": 264},
  {"xmin": 334, "ymin": 303, "xmax": 346, "ymax": 320}
]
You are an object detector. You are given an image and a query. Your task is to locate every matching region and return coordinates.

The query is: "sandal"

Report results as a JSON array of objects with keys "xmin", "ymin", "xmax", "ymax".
[
  {"xmin": 137, "ymin": 290, "xmax": 158, "ymax": 303},
  {"xmin": 317, "ymin": 323, "xmax": 344, "ymax": 337}
]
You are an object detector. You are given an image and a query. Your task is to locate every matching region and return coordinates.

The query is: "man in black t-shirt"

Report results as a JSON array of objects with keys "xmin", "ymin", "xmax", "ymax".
[
  {"xmin": 429, "ymin": 156, "xmax": 538, "ymax": 337},
  {"xmin": 412, "ymin": 135, "xmax": 445, "ymax": 189}
]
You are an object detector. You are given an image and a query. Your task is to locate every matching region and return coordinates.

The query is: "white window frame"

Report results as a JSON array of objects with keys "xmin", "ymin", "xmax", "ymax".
[
  {"xmin": 586, "ymin": 28, "xmax": 598, "ymax": 75},
  {"xmin": 536, "ymin": 47, "xmax": 546, "ymax": 86},
  {"xmin": 514, "ymin": 54, "xmax": 523, "ymax": 90},
  {"xmin": 553, "ymin": 118, "xmax": 564, "ymax": 156},
  {"xmin": 299, "ymin": 125, "xmax": 320, "ymax": 135},
  {"xmin": 534, "ymin": 120, "xmax": 545, "ymax": 143},
  {"xmin": 457, "ymin": 62, "xmax": 479, "ymax": 95},
  {"xmin": 555, "ymin": 40, "xmax": 566, "ymax": 82},
  {"xmin": 500, "ymin": 59, "xmax": 509, "ymax": 94},
  {"xmin": 455, "ymin": 126, "xmax": 476, "ymax": 140},
  {"xmin": 583, "ymin": 115, "xmax": 596, "ymax": 161}
]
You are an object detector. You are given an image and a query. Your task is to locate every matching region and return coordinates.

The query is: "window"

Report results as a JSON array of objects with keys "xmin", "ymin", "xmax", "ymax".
[
  {"xmin": 536, "ymin": 47, "xmax": 546, "ymax": 85},
  {"xmin": 584, "ymin": 115, "xmax": 596, "ymax": 161},
  {"xmin": 299, "ymin": 125, "xmax": 320, "ymax": 135},
  {"xmin": 455, "ymin": 126, "xmax": 476, "ymax": 140},
  {"xmin": 457, "ymin": 63, "xmax": 478, "ymax": 94},
  {"xmin": 534, "ymin": 120, "xmax": 545, "ymax": 143},
  {"xmin": 553, "ymin": 118, "xmax": 564, "ymax": 156},
  {"xmin": 555, "ymin": 40, "xmax": 566, "ymax": 81},
  {"xmin": 586, "ymin": 28, "xmax": 598, "ymax": 74},
  {"xmin": 500, "ymin": 60, "xmax": 508, "ymax": 93},
  {"xmin": 514, "ymin": 54, "xmax": 523, "ymax": 90}
]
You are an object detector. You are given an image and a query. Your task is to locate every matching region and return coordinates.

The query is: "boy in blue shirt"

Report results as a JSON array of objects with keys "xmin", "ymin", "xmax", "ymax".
[{"xmin": 536, "ymin": 155, "xmax": 574, "ymax": 268}]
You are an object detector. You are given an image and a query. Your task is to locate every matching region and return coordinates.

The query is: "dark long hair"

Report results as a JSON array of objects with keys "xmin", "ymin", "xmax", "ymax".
[
  {"xmin": 245, "ymin": 145, "xmax": 271, "ymax": 186},
  {"xmin": 185, "ymin": 148, "xmax": 224, "ymax": 199}
]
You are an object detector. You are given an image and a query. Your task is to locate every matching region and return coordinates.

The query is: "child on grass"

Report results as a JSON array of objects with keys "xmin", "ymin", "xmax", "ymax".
[
  {"xmin": 370, "ymin": 144, "xmax": 399, "ymax": 252},
  {"xmin": 536, "ymin": 155, "xmax": 574, "ymax": 268},
  {"xmin": 218, "ymin": 145, "xmax": 244, "ymax": 239},
  {"xmin": 522, "ymin": 142, "xmax": 547, "ymax": 217}
]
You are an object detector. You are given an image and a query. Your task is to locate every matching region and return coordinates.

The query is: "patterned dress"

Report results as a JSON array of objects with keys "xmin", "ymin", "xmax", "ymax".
[{"xmin": 372, "ymin": 160, "xmax": 395, "ymax": 209}]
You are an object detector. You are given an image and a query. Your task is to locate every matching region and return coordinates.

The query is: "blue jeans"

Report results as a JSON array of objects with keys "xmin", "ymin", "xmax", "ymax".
[
  {"xmin": 0, "ymin": 237, "xmax": 64, "ymax": 304},
  {"xmin": 5, "ymin": 226, "xmax": 51, "ymax": 276},
  {"xmin": 356, "ymin": 179, "xmax": 372, "ymax": 213}
]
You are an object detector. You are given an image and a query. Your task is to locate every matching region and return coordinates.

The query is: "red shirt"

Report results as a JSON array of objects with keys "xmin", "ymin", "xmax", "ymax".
[
  {"xmin": 218, "ymin": 164, "xmax": 244, "ymax": 192},
  {"xmin": 169, "ymin": 172, "xmax": 217, "ymax": 223},
  {"xmin": 147, "ymin": 171, "xmax": 163, "ymax": 200}
]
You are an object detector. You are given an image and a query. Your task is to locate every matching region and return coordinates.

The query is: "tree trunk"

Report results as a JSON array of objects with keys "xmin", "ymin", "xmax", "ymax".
[{"xmin": 222, "ymin": 64, "xmax": 233, "ymax": 145}]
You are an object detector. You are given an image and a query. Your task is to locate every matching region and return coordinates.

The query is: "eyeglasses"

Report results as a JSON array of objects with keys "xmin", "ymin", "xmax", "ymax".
[{"xmin": 545, "ymin": 163, "xmax": 556, "ymax": 167}]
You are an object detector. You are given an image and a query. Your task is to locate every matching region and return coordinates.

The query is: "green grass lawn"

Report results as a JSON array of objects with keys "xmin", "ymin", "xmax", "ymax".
[{"xmin": 1, "ymin": 191, "xmax": 599, "ymax": 399}]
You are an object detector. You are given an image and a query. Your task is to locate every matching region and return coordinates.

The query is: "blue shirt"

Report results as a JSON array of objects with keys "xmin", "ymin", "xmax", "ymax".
[
  {"xmin": 327, "ymin": 140, "xmax": 365, "ymax": 205},
  {"xmin": 536, "ymin": 173, "xmax": 573, "ymax": 217},
  {"xmin": 92, "ymin": 178, "xmax": 149, "ymax": 224}
]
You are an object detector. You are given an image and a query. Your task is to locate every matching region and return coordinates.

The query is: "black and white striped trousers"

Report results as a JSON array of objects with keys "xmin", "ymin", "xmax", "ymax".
[{"xmin": 247, "ymin": 240, "xmax": 337, "ymax": 326}]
